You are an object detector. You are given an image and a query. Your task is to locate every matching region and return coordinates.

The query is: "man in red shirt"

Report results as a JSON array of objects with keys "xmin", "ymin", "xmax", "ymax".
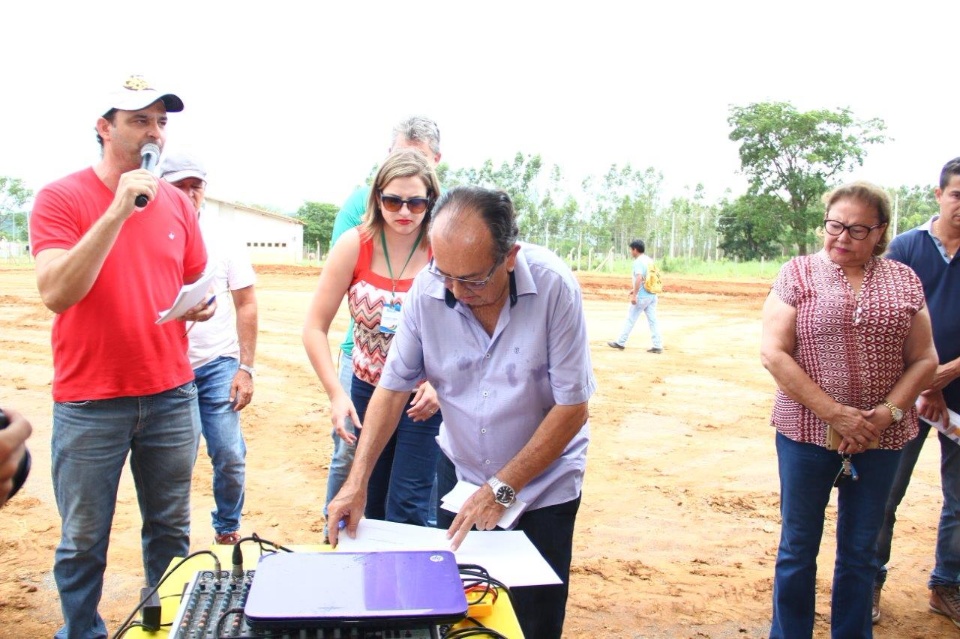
[{"xmin": 30, "ymin": 75, "xmax": 210, "ymax": 639}]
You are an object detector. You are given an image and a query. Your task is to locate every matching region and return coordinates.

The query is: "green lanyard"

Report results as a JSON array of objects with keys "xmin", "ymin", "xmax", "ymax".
[{"xmin": 380, "ymin": 227, "xmax": 424, "ymax": 296}]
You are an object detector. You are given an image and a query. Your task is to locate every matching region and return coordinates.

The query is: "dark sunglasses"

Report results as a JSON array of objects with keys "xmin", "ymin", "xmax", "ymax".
[{"xmin": 379, "ymin": 192, "xmax": 430, "ymax": 215}]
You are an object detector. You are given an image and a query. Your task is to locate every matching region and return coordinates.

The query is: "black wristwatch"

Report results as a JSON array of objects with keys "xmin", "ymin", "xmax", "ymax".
[{"xmin": 486, "ymin": 476, "xmax": 516, "ymax": 507}]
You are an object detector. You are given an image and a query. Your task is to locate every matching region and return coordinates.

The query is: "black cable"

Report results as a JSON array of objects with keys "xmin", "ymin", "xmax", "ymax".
[
  {"xmin": 445, "ymin": 619, "xmax": 509, "ymax": 639},
  {"xmin": 457, "ymin": 563, "xmax": 517, "ymax": 611},
  {"xmin": 112, "ymin": 621, "xmax": 147, "ymax": 638},
  {"xmin": 214, "ymin": 606, "xmax": 246, "ymax": 638},
  {"xmin": 110, "ymin": 550, "xmax": 222, "ymax": 639},
  {"xmin": 250, "ymin": 532, "xmax": 293, "ymax": 554},
  {"xmin": 452, "ymin": 563, "xmax": 516, "ymax": 639}
]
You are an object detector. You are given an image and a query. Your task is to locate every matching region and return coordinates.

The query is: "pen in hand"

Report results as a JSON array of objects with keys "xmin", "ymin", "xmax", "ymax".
[{"xmin": 183, "ymin": 293, "xmax": 220, "ymax": 337}]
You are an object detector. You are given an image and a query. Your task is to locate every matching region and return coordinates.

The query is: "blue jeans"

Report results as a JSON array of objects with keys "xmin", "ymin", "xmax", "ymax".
[
  {"xmin": 770, "ymin": 432, "xmax": 901, "ymax": 639},
  {"xmin": 324, "ymin": 351, "xmax": 357, "ymax": 536},
  {"xmin": 615, "ymin": 294, "xmax": 662, "ymax": 349},
  {"xmin": 352, "ymin": 375, "xmax": 441, "ymax": 526},
  {"xmin": 195, "ymin": 356, "xmax": 246, "ymax": 536},
  {"xmin": 436, "ymin": 452, "xmax": 579, "ymax": 639},
  {"xmin": 876, "ymin": 421, "xmax": 960, "ymax": 589},
  {"xmin": 52, "ymin": 382, "xmax": 201, "ymax": 639}
]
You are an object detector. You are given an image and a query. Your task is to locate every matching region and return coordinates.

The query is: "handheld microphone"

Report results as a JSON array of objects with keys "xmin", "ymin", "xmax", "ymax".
[{"xmin": 134, "ymin": 143, "xmax": 161, "ymax": 207}]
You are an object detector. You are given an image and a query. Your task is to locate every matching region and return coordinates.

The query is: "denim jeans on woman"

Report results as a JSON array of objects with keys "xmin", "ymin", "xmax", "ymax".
[
  {"xmin": 875, "ymin": 421, "xmax": 960, "ymax": 589},
  {"xmin": 52, "ymin": 382, "xmax": 201, "ymax": 639},
  {"xmin": 351, "ymin": 375, "xmax": 441, "ymax": 526},
  {"xmin": 770, "ymin": 432, "xmax": 902, "ymax": 639},
  {"xmin": 194, "ymin": 355, "xmax": 247, "ymax": 537}
]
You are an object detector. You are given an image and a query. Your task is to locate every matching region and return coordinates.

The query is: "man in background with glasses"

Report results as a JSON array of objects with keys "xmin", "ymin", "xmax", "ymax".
[
  {"xmin": 872, "ymin": 157, "xmax": 960, "ymax": 627},
  {"xmin": 329, "ymin": 186, "xmax": 596, "ymax": 639},
  {"xmin": 322, "ymin": 116, "xmax": 442, "ymax": 541}
]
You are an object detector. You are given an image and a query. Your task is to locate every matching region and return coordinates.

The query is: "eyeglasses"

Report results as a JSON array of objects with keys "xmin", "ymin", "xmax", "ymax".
[
  {"xmin": 823, "ymin": 219, "xmax": 884, "ymax": 240},
  {"xmin": 427, "ymin": 257, "xmax": 503, "ymax": 289},
  {"xmin": 379, "ymin": 192, "xmax": 430, "ymax": 215}
]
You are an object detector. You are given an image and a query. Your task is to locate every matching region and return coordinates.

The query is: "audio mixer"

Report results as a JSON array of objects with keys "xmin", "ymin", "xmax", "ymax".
[{"xmin": 168, "ymin": 569, "xmax": 442, "ymax": 639}]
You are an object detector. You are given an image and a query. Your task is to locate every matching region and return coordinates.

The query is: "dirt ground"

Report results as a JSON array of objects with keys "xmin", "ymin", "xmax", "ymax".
[{"xmin": 0, "ymin": 264, "xmax": 952, "ymax": 638}]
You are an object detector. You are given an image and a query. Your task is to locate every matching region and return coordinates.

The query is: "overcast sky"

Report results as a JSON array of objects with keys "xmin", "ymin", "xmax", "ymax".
[{"xmin": 2, "ymin": 1, "xmax": 954, "ymax": 214}]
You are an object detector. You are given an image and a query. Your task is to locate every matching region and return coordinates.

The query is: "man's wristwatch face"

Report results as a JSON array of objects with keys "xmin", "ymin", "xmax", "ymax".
[
  {"xmin": 494, "ymin": 484, "xmax": 515, "ymax": 506},
  {"xmin": 488, "ymin": 477, "xmax": 516, "ymax": 507}
]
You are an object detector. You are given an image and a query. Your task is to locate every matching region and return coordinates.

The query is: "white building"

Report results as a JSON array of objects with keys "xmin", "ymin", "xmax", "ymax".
[{"xmin": 202, "ymin": 196, "xmax": 304, "ymax": 264}]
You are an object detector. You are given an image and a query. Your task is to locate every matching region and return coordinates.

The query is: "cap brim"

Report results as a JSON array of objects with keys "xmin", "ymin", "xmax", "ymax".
[
  {"xmin": 102, "ymin": 91, "xmax": 184, "ymax": 116},
  {"xmin": 161, "ymin": 169, "xmax": 205, "ymax": 183}
]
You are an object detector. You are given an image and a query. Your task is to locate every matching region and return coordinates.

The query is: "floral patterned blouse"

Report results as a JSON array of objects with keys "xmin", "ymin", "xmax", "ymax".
[{"xmin": 769, "ymin": 250, "xmax": 926, "ymax": 449}]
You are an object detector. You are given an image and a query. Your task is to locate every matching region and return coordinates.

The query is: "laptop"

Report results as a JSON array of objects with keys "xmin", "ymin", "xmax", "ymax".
[{"xmin": 243, "ymin": 550, "xmax": 468, "ymax": 629}]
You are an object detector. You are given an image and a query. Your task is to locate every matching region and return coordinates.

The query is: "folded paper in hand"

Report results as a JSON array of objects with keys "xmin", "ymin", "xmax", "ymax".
[
  {"xmin": 441, "ymin": 480, "xmax": 526, "ymax": 529},
  {"xmin": 156, "ymin": 271, "xmax": 215, "ymax": 324},
  {"xmin": 917, "ymin": 402, "xmax": 960, "ymax": 444}
]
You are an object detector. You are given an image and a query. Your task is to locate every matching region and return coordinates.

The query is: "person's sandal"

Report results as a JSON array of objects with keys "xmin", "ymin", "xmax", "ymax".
[{"xmin": 214, "ymin": 531, "xmax": 242, "ymax": 545}]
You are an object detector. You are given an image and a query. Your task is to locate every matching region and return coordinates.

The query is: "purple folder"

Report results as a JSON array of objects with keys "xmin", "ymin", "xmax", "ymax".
[{"xmin": 244, "ymin": 550, "xmax": 468, "ymax": 629}]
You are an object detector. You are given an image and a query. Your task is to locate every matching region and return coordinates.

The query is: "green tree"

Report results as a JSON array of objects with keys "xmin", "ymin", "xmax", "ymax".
[
  {"xmin": 718, "ymin": 193, "xmax": 787, "ymax": 260},
  {"xmin": 445, "ymin": 152, "xmax": 544, "ymax": 234},
  {"xmin": 583, "ymin": 163, "xmax": 662, "ymax": 255},
  {"xmin": 728, "ymin": 102, "xmax": 887, "ymax": 255},
  {"xmin": 888, "ymin": 184, "xmax": 937, "ymax": 234},
  {"xmin": 295, "ymin": 201, "xmax": 339, "ymax": 256},
  {"xmin": 0, "ymin": 176, "xmax": 33, "ymax": 243}
]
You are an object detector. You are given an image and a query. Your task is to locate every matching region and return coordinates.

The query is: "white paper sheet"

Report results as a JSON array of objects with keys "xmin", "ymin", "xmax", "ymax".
[
  {"xmin": 156, "ymin": 271, "xmax": 216, "ymax": 324},
  {"xmin": 917, "ymin": 403, "xmax": 960, "ymax": 444},
  {"xmin": 440, "ymin": 480, "xmax": 526, "ymax": 529},
  {"xmin": 335, "ymin": 519, "xmax": 561, "ymax": 587}
]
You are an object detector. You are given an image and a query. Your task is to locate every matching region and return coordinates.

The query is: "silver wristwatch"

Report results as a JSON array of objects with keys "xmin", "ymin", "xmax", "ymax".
[
  {"xmin": 487, "ymin": 476, "xmax": 516, "ymax": 507},
  {"xmin": 238, "ymin": 363, "xmax": 256, "ymax": 378}
]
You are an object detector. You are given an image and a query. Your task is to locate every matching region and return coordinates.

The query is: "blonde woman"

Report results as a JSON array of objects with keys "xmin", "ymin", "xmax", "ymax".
[{"xmin": 304, "ymin": 149, "xmax": 442, "ymax": 526}]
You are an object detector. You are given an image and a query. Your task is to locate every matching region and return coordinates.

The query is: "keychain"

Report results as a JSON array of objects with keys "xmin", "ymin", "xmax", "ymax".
[{"xmin": 833, "ymin": 453, "xmax": 859, "ymax": 487}]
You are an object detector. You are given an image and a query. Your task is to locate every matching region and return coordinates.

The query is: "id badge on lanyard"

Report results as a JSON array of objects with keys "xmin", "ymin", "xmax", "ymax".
[{"xmin": 380, "ymin": 300, "xmax": 402, "ymax": 334}]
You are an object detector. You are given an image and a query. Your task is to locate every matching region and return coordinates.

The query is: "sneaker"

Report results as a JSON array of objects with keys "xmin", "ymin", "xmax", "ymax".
[
  {"xmin": 930, "ymin": 585, "xmax": 960, "ymax": 628},
  {"xmin": 214, "ymin": 531, "xmax": 242, "ymax": 545},
  {"xmin": 607, "ymin": 341, "xmax": 625, "ymax": 350},
  {"xmin": 872, "ymin": 582, "xmax": 882, "ymax": 624},
  {"xmin": 647, "ymin": 347, "xmax": 663, "ymax": 354}
]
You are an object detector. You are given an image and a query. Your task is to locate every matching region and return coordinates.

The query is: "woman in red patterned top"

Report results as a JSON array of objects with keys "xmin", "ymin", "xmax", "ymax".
[
  {"xmin": 761, "ymin": 182, "xmax": 938, "ymax": 638},
  {"xmin": 304, "ymin": 149, "xmax": 443, "ymax": 527}
]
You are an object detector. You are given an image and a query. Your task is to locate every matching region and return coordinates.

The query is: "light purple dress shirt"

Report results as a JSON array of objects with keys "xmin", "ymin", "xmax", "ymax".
[{"xmin": 379, "ymin": 242, "xmax": 596, "ymax": 523}]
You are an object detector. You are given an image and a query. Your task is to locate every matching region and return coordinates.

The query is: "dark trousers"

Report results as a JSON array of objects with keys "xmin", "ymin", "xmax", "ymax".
[
  {"xmin": 436, "ymin": 452, "xmax": 580, "ymax": 639},
  {"xmin": 352, "ymin": 375, "xmax": 442, "ymax": 526}
]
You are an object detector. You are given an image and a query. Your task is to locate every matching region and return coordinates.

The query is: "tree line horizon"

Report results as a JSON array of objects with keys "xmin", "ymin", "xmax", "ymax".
[{"xmin": 0, "ymin": 102, "xmax": 941, "ymax": 265}]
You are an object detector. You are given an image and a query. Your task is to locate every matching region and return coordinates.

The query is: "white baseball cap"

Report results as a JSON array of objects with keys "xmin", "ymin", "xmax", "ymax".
[
  {"xmin": 159, "ymin": 152, "xmax": 207, "ymax": 184},
  {"xmin": 100, "ymin": 74, "xmax": 184, "ymax": 117}
]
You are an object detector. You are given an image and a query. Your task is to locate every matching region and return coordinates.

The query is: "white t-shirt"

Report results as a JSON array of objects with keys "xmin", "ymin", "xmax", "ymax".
[{"xmin": 188, "ymin": 215, "xmax": 256, "ymax": 369}]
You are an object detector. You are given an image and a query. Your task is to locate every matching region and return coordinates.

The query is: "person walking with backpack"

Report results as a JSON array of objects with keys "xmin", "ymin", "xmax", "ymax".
[{"xmin": 608, "ymin": 239, "xmax": 664, "ymax": 353}]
